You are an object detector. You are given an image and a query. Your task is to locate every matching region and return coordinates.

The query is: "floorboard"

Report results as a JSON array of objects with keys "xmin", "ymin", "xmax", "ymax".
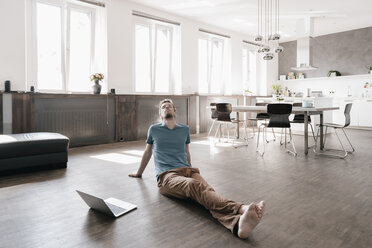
[{"xmin": 1, "ymin": 129, "xmax": 371, "ymax": 248}]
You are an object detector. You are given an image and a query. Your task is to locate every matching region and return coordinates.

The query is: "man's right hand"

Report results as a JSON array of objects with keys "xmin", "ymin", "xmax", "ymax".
[{"xmin": 128, "ymin": 172, "xmax": 142, "ymax": 178}]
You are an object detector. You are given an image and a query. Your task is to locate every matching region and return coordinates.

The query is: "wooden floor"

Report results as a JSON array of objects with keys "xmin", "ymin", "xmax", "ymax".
[{"xmin": 1, "ymin": 129, "xmax": 372, "ymax": 248}]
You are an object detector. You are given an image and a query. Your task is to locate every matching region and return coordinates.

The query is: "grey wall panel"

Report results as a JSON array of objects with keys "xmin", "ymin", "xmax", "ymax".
[
  {"xmin": 199, "ymin": 96, "xmax": 208, "ymax": 133},
  {"xmin": 188, "ymin": 96, "xmax": 197, "ymax": 134},
  {"xmin": 0, "ymin": 94, "xmax": 2, "ymax": 134},
  {"xmin": 278, "ymin": 40, "xmax": 297, "ymax": 77},
  {"xmin": 137, "ymin": 97, "xmax": 188, "ymax": 139},
  {"xmin": 2, "ymin": 94, "xmax": 12, "ymax": 134},
  {"xmin": 279, "ymin": 26, "xmax": 372, "ymax": 78},
  {"xmin": 117, "ymin": 95, "xmax": 137, "ymax": 142},
  {"xmin": 34, "ymin": 97, "xmax": 115, "ymax": 147}
]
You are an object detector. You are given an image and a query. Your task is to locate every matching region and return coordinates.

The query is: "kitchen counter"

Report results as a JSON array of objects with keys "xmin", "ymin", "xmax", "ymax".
[
  {"xmin": 331, "ymin": 97, "xmax": 372, "ymax": 101},
  {"xmin": 256, "ymin": 96, "xmax": 333, "ymax": 102}
]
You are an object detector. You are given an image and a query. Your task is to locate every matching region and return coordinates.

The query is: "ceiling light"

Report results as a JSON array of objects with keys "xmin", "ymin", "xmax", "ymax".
[
  {"xmin": 261, "ymin": 46, "xmax": 270, "ymax": 52},
  {"xmin": 255, "ymin": 35, "xmax": 263, "ymax": 41},
  {"xmin": 263, "ymin": 53, "xmax": 274, "ymax": 60},
  {"xmin": 255, "ymin": 0, "xmax": 283, "ymax": 60},
  {"xmin": 275, "ymin": 46, "xmax": 283, "ymax": 53}
]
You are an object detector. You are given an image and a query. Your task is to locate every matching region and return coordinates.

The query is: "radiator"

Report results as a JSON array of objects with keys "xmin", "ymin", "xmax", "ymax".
[{"xmin": 34, "ymin": 97, "xmax": 115, "ymax": 147}]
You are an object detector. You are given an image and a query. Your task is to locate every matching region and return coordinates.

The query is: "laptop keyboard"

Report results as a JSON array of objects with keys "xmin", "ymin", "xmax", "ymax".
[{"xmin": 106, "ymin": 202, "xmax": 127, "ymax": 215}]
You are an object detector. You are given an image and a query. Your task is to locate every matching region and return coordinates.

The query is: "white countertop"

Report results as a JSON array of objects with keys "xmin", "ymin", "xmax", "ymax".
[
  {"xmin": 331, "ymin": 97, "xmax": 372, "ymax": 101},
  {"xmin": 257, "ymin": 96, "xmax": 372, "ymax": 102},
  {"xmin": 256, "ymin": 96, "xmax": 333, "ymax": 101}
]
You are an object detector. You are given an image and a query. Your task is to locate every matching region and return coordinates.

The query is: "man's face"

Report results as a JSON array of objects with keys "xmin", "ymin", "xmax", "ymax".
[{"xmin": 160, "ymin": 102, "xmax": 176, "ymax": 120}]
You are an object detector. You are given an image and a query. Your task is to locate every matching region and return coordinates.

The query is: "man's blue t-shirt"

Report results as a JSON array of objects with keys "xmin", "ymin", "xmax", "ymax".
[{"xmin": 146, "ymin": 123, "xmax": 191, "ymax": 178}]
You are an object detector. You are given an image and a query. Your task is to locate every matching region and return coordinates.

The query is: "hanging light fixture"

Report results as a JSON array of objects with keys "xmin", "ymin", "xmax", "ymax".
[
  {"xmin": 254, "ymin": 0, "xmax": 263, "ymax": 42},
  {"xmin": 255, "ymin": 0, "xmax": 283, "ymax": 60},
  {"xmin": 275, "ymin": 46, "xmax": 284, "ymax": 53},
  {"xmin": 263, "ymin": 52, "xmax": 274, "ymax": 60}
]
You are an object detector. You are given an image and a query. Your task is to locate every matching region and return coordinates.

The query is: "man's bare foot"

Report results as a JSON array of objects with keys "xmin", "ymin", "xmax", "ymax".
[
  {"xmin": 237, "ymin": 201, "xmax": 265, "ymax": 239},
  {"xmin": 256, "ymin": 200, "xmax": 265, "ymax": 217}
]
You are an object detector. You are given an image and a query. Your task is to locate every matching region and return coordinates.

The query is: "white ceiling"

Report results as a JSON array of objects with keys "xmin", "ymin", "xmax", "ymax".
[{"xmin": 127, "ymin": 0, "xmax": 372, "ymax": 42}]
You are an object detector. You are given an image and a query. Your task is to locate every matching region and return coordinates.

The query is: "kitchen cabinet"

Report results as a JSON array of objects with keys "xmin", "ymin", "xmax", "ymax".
[
  {"xmin": 333, "ymin": 99, "xmax": 358, "ymax": 126},
  {"xmin": 358, "ymin": 100, "xmax": 372, "ymax": 127},
  {"xmin": 332, "ymin": 98, "xmax": 372, "ymax": 127}
]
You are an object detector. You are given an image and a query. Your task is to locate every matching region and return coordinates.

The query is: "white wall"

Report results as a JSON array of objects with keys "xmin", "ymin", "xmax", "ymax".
[
  {"xmin": 105, "ymin": 0, "xmax": 257, "ymax": 95},
  {"xmin": 0, "ymin": 0, "xmax": 26, "ymax": 91},
  {"xmin": 265, "ymin": 55, "xmax": 279, "ymax": 95}
]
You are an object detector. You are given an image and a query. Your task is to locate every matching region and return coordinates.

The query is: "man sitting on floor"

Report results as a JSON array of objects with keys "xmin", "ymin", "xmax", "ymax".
[{"xmin": 129, "ymin": 99, "xmax": 265, "ymax": 238}]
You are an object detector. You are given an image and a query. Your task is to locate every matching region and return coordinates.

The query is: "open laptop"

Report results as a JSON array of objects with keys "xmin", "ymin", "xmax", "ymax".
[{"xmin": 76, "ymin": 190, "xmax": 137, "ymax": 217}]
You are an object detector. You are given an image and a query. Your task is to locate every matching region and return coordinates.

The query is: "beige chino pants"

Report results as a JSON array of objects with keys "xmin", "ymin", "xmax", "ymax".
[{"xmin": 157, "ymin": 167, "xmax": 243, "ymax": 233}]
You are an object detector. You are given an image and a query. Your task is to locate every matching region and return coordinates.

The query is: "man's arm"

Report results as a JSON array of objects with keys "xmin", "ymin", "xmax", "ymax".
[
  {"xmin": 186, "ymin": 143, "xmax": 192, "ymax": 167},
  {"xmin": 128, "ymin": 144, "xmax": 152, "ymax": 178}
]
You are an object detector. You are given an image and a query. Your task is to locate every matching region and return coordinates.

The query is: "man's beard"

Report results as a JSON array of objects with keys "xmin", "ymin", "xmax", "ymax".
[{"xmin": 164, "ymin": 113, "xmax": 174, "ymax": 119}]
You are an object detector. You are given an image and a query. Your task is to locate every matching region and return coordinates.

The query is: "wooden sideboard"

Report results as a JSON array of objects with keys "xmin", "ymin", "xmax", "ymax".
[{"xmin": 1, "ymin": 93, "xmax": 252, "ymax": 147}]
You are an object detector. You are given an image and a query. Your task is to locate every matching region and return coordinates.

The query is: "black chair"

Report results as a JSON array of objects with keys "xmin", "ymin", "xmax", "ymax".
[
  {"xmin": 248, "ymin": 102, "xmax": 276, "ymax": 142},
  {"xmin": 281, "ymin": 102, "xmax": 316, "ymax": 147},
  {"xmin": 214, "ymin": 103, "xmax": 248, "ymax": 147},
  {"xmin": 257, "ymin": 104, "xmax": 296, "ymax": 156},
  {"xmin": 314, "ymin": 103, "xmax": 355, "ymax": 158}
]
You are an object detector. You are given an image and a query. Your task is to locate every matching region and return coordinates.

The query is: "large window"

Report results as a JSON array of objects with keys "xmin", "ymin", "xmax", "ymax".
[
  {"xmin": 134, "ymin": 20, "xmax": 180, "ymax": 94},
  {"xmin": 36, "ymin": 3, "xmax": 63, "ymax": 91},
  {"xmin": 31, "ymin": 1, "xmax": 105, "ymax": 93},
  {"xmin": 198, "ymin": 36, "xmax": 226, "ymax": 94},
  {"xmin": 242, "ymin": 46, "xmax": 257, "ymax": 94},
  {"xmin": 67, "ymin": 7, "xmax": 93, "ymax": 92}
]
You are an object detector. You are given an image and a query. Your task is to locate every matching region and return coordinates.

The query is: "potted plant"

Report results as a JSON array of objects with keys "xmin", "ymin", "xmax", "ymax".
[
  {"xmin": 271, "ymin": 84, "xmax": 282, "ymax": 98},
  {"xmin": 243, "ymin": 89, "xmax": 252, "ymax": 96},
  {"xmin": 327, "ymin": 70, "xmax": 341, "ymax": 77},
  {"xmin": 90, "ymin": 73, "xmax": 104, "ymax": 94},
  {"xmin": 368, "ymin": 66, "xmax": 372, "ymax": 75}
]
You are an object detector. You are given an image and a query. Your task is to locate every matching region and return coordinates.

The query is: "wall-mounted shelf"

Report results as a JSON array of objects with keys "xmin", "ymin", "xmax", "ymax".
[{"xmin": 279, "ymin": 73, "xmax": 372, "ymax": 82}]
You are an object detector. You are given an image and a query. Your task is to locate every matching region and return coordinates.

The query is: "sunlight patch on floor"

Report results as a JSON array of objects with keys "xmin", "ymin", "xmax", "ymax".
[
  {"xmin": 91, "ymin": 153, "xmax": 141, "ymax": 164},
  {"xmin": 122, "ymin": 150, "xmax": 144, "ymax": 156}
]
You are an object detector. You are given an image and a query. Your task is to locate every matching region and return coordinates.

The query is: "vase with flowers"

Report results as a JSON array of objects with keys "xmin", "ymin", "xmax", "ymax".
[
  {"xmin": 271, "ymin": 84, "xmax": 283, "ymax": 98},
  {"xmin": 363, "ymin": 82, "xmax": 370, "ymax": 98},
  {"xmin": 90, "ymin": 73, "xmax": 104, "ymax": 94}
]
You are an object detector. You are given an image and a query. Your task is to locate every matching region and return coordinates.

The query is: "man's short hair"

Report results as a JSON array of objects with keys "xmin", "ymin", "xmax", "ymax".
[{"xmin": 159, "ymin": 99, "xmax": 177, "ymax": 116}]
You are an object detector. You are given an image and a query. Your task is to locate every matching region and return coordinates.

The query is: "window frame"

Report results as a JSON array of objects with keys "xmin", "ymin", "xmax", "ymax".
[
  {"xmin": 31, "ymin": 0, "xmax": 96, "ymax": 93},
  {"xmin": 133, "ymin": 17, "xmax": 176, "ymax": 94},
  {"xmin": 198, "ymin": 33, "xmax": 226, "ymax": 95},
  {"xmin": 153, "ymin": 23, "xmax": 173, "ymax": 93},
  {"xmin": 66, "ymin": 3, "xmax": 96, "ymax": 93},
  {"xmin": 242, "ymin": 43, "xmax": 257, "ymax": 95}
]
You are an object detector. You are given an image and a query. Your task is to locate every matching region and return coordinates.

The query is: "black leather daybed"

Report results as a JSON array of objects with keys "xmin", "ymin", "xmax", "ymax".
[{"xmin": 0, "ymin": 132, "xmax": 69, "ymax": 175}]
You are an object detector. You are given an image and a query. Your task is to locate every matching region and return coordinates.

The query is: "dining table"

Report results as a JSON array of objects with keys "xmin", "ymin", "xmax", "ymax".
[{"xmin": 231, "ymin": 105, "xmax": 339, "ymax": 155}]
